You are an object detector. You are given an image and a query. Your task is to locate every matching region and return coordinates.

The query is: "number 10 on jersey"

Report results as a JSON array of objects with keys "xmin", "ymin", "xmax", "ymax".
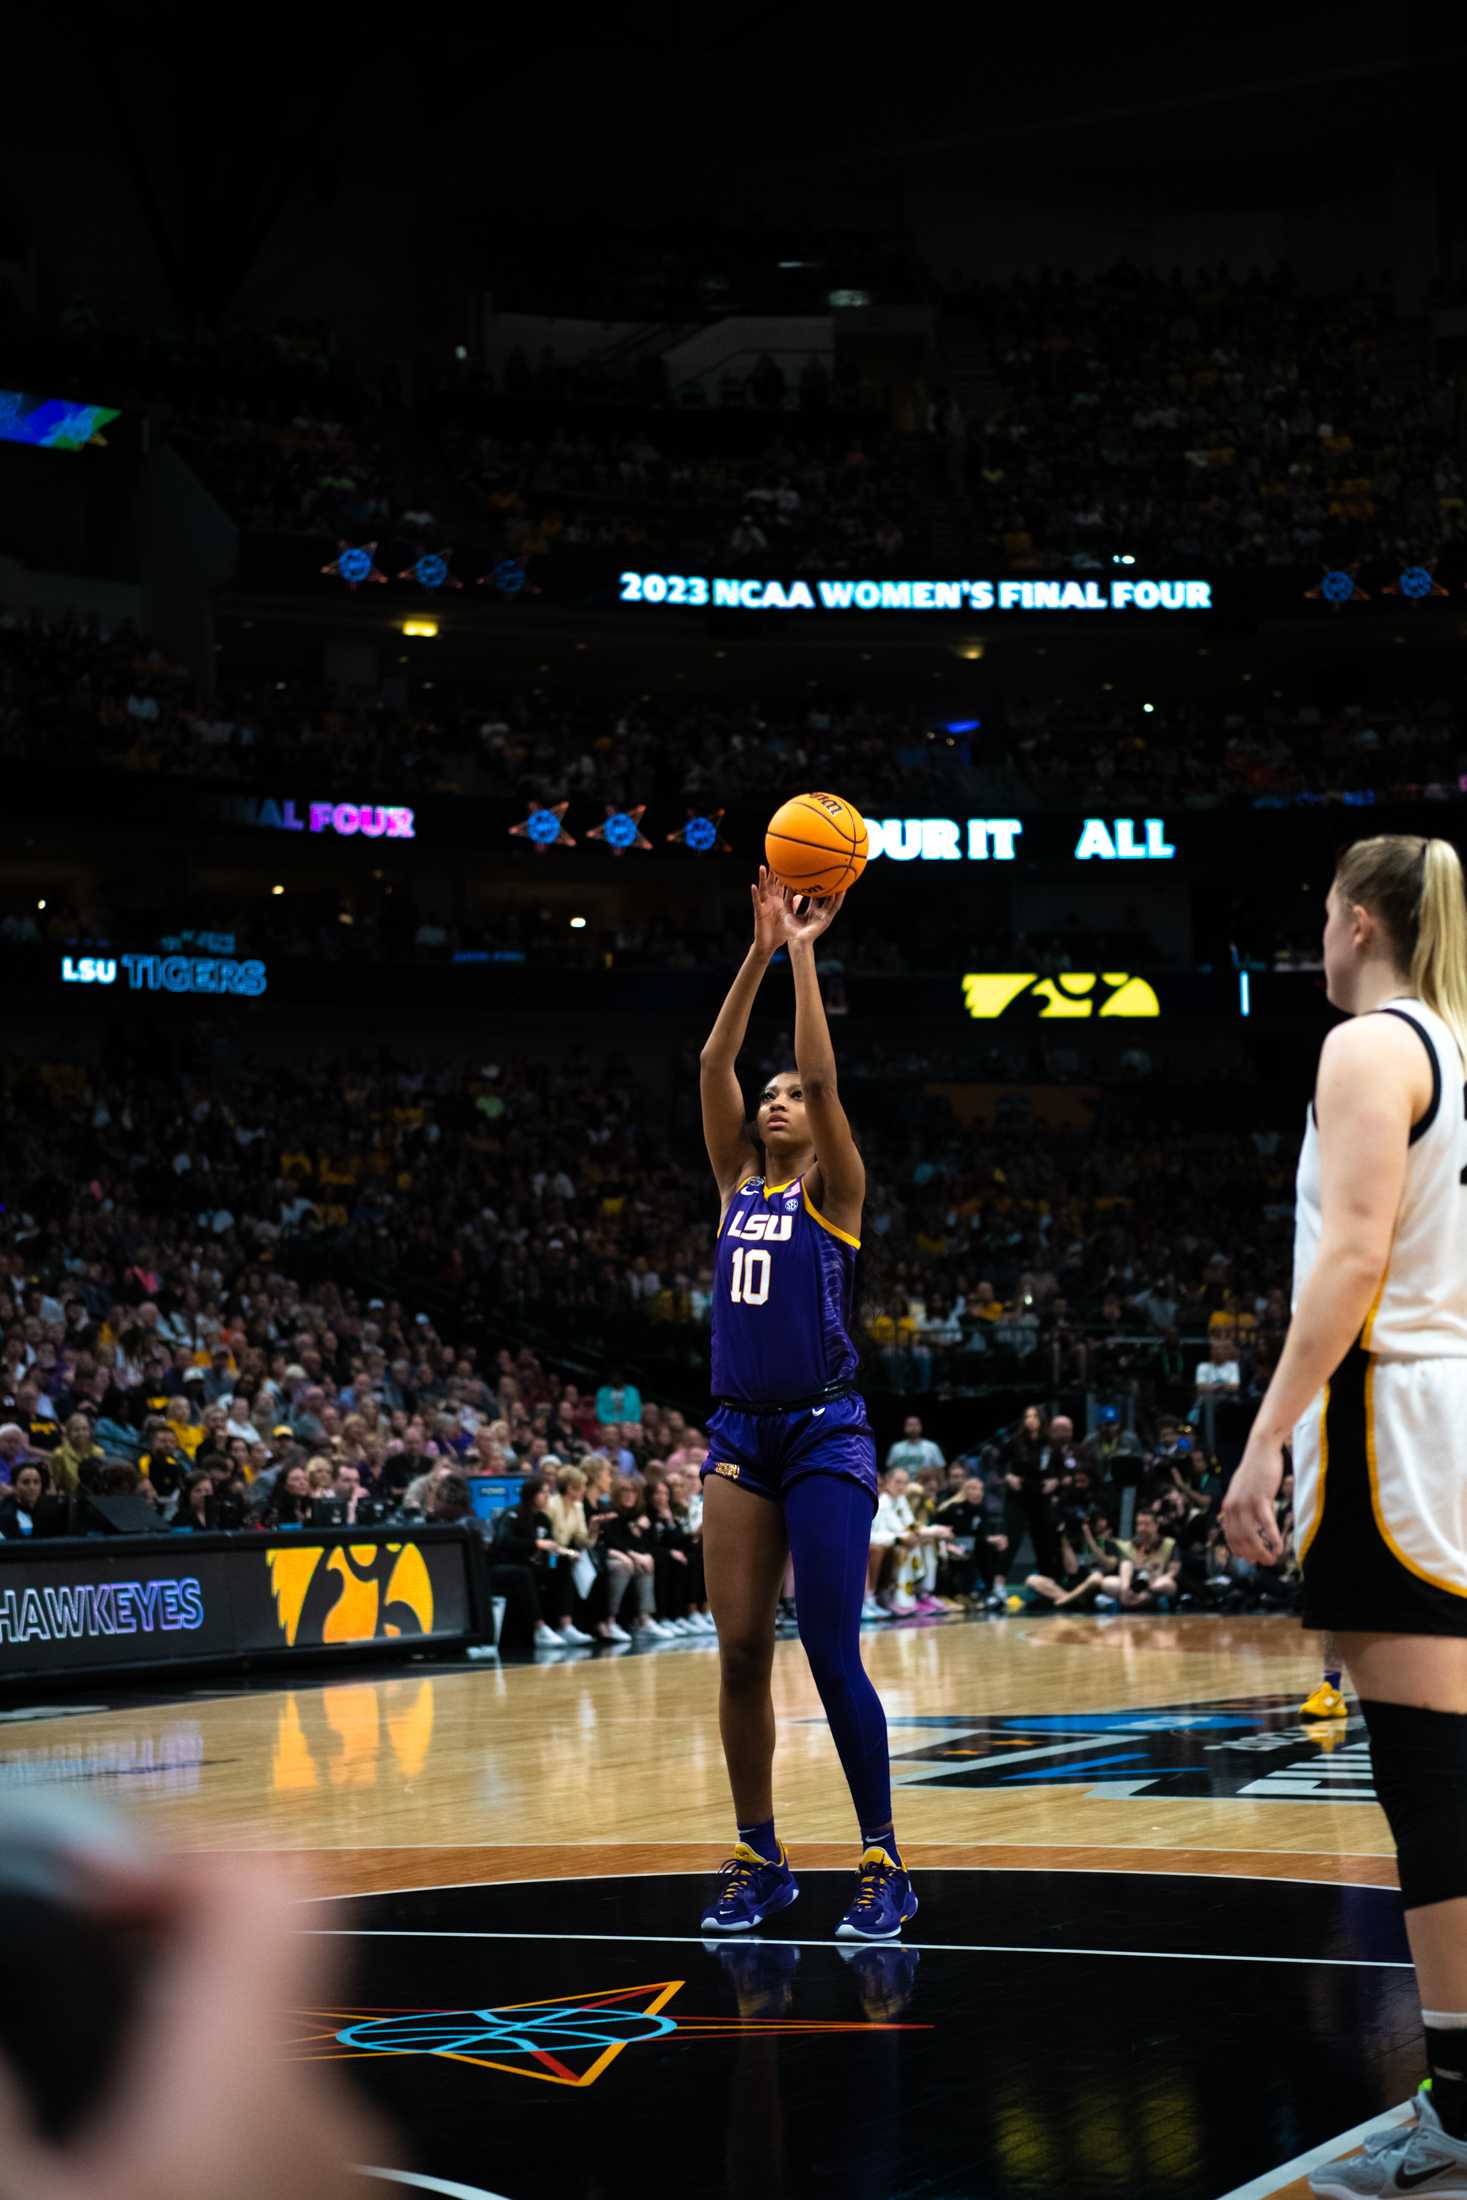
[{"xmin": 730, "ymin": 1245, "xmax": 772, "ymax": 1305}]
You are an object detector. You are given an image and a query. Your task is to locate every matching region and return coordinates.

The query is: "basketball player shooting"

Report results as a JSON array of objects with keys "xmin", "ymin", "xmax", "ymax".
[{"xmin": 694, "ymin": 866, "xmax": 916, "ymax": 1943}]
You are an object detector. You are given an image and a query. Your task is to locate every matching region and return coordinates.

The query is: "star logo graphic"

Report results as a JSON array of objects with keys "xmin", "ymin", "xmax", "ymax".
[
  {"xmin": 313, "ymin": 1981, "xmax": 683, "ymax": 2088},
  {"xmin": 290, "ymin": 1970, "xmax": 926, "ymax": 2088},
  {"xmin": 666, "ymin": 809, "xmax": 731, "ymax": 855},
  {"xmin": 509, "ymin": 801, "xmax": 575, "ymax": 852},
  {"xmin": 587, "ymin": 805, "xmax": 652, "ymax": 855},
  {"xmin": 322, "ymin": 541, "xmax": 388, "ymax": 591}
]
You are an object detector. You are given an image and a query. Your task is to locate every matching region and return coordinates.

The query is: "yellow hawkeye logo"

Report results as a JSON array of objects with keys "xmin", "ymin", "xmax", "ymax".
[
  {"xmin": 265, "ymin": 1542, "xmax": 434, "ymax": 1648},
  {"xmin": 961, "ymin": 972, "xmax": 1161, "ymax": 1020}
]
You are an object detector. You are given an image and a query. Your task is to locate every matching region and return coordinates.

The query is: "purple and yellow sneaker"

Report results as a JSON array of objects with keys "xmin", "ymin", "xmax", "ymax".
[
  {"xmin": 699, "ymin": 1841, "xmax": 799, "ymax": 1933},
  {"xmin": 835, "ymin": 1845, "xmax": 919, "ymax": 1941}
]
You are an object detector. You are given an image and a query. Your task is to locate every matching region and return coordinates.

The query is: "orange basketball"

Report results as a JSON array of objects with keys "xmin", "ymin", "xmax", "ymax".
[{"xmin": 764, "ymin": 791, "xmax": 868, "ymax": 898}]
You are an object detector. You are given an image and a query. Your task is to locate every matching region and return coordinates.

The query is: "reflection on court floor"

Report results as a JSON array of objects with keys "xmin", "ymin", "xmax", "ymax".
[{"xmin": 303, "ymin": 1870, "xmax": 1419, "ymax": 2200}]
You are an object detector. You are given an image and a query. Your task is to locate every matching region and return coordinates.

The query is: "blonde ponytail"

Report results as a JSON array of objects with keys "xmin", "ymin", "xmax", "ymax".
[
  {"xmin": 1335, "ymin": 833, "xmax": 1467, "ymax": 1072},
  {"xmin": 1411, "ymin": 839, "xmax": 1467, "ymax": 1072}
]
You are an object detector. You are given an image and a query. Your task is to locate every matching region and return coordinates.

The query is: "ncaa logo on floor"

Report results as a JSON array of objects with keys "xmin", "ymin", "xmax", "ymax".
[{"xmin": 885, "ymin": 1695, "xmax": 1377, "ymax": 1803}]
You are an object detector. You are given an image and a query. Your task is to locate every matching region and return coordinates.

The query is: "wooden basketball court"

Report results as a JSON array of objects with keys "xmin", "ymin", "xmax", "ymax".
[{"xmin": 3, "ymin": 1614, "xmax": 1414, "ymax": 2200}]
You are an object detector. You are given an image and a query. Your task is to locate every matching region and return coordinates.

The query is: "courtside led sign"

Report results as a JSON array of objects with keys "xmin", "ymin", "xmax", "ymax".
[
  {"xmin": 61, "ymin": 954, "xmax": 267, "ymax": 996},
  {"xmin": 865, "ymin": 818, "xmax": 1176, "ymax": 862},
  {"xmin": 619, "ymin": 572, "xmax": 1212, "ymax": 614},
  {"xmin": 220, "ymin": 798, "xmax": 416, "ymax": 839},
  {"xmin": 963, "ymin": 974, "xmax": 1161, "ymax": 1019}
]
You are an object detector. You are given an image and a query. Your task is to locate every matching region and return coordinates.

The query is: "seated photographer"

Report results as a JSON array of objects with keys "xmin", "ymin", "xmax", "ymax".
[
  {"xmin": 1154, "ymin": 1485, "xmax": 1214, "ymax": 1603},
  {"xmin": 1025, "ymin": 1506, "xmax": 1124, "ymax": 1610},
  {"xmin": 1112, "ymin": 1508, "xmax": 1180, "ymax": 1611},
  {"xmin": 1029, "ymin": 1505, "xmax": 1180, "ymax": 1613},
  {"xmin": 137, "ymin": 1417, "xmax": 189, "ymax": 1514}
]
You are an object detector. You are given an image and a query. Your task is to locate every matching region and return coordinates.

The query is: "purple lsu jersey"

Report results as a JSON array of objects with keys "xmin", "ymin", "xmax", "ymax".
[{"xmin": 710, "ymin": 1174, "xmax": 860, "ymax": 1405}]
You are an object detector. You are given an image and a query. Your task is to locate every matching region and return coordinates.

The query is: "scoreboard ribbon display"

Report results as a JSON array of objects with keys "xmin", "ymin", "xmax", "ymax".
[
  {"xmin": 0, "ymin": 1526, "xmax": 481, "ymax": 1679},
  {"xmin": 617, "ymin": 570, "xmax": 1214, "ymax": 615}
]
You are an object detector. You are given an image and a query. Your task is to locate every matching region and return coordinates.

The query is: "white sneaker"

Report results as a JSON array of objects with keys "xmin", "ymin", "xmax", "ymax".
[
  {"xmin": 534, "ymin": 1622, "xmax": 566, "ymax": 1649},
  {"xmin": 885, "ymin": 1594, "xmax": 917, "ymax": 1617},
  {"xmin": 695, "ymin": 1611, "xmax": 718, "ymax": 1634},
  {"xmin": 673, "ymin": 1617, "xmax": 696, "ymax": 1634},
  {"xmin": 557, "ymin": 1622, "xmax": 594, "ymax": 1646},
  {"xmin": 599, "ymin": 1620, "xmax": 631, "ymax": 1644},
  {"xmin": 640, "ymin": 1619, "xmax": 673, "ymax": 1639},
  {"xmin": 466, "ymin": 1643, "xmax": 499, "ymax": 1661},
  {"xmin": 861, "ymin": 1598, "xmax": 888, "ymax": 1623},
  {"xmin": 1309, "ymin": 2091, "xmax": 1467, "ymax": 2196}
]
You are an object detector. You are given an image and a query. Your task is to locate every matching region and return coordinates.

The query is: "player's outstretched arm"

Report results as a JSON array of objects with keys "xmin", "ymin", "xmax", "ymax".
[
  {"xmin": 778, "ymin": 887, "xmax": 865, "ymax": 1237},
  {"xmin": 699, "ymin": 867, "xmax": 783, "ymax": 1199}
]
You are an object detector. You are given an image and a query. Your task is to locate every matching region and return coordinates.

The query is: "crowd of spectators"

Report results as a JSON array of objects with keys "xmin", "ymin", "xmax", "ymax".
[
  {"xmin": 1001, "ymin": 689, "xmax": 1467, "ymax": 808},
  {"xmin": 420, "ymin": 409, "xmax": 926, "ymax": 571},
  {"xmin": 864, "ymin": 1399, "xmax": 1294, "ymax": 1620},
  {"xmin": 2, "ymin": 292, "xmax": 911, "ymax": 566},
  {"xmin": 452, "ymin": 343, "xmax": 860, "ymax": 416},
  {"xmin": 0, "ymin": 611, "xmax": 971, "ymax": 803},
  {"xmin": 4, "ymin": 610, "xmax": 1465, "ymax": 820},
  {"xmin": 943, "ymin": 262, "xmax": 1467, "ymax": 573},
  {"xmin": 0, "ymin": 1045, "xmax": 1296, "ymax": 1373},
  {"xmin": 0, "ymin": 1038, "xmax": 1297, "ymax": 1614},
  {"xmin": 11, "ymin": 265, "xmax": 1467, "ymax": 582},
  {"xmin": 0, "ymin": 1286, "xmax": 1297, "ymax": 1643},
  {"xmin": 171, "ymin": 402, "xmax": 924, "ymax": 572}
]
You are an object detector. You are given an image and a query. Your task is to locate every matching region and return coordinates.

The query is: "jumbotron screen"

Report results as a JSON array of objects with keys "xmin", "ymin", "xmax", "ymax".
[{"xmin": 0, "ymin": 389, "xmax": 120, "ymax": 449}]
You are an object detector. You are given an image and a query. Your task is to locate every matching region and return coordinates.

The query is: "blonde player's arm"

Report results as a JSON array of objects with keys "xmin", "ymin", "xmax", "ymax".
[
  {"xmin": 1222, "ymin": 1014, "xmax": 1419, "ymax": 1563},
  {"xmin": 776, "ymin": 887, "xmax": 865, "ymax": 1240},
  {"xmin": 700, "ymin": 866, "xmax": 784, "ymax": 1204}
]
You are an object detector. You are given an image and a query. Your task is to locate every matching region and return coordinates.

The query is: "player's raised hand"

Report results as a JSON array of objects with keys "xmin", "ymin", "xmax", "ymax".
[
  {"xmin": 751, "ymin": 865, "xmax": 786, "ymax": 958},
  {"xmin": 776, "ymin": 885, "xmax": 845, "ymax": 947}
]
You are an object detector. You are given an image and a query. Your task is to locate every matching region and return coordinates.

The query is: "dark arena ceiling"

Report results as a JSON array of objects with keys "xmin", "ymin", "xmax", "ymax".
[{"xmin": 1, "ymin": 3, "xmax": 1464, "ymax": 321}]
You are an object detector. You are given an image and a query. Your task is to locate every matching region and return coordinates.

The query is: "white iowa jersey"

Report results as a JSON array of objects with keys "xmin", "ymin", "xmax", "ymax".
[{"xmin": 1293, "ymin": 993, "xmax": 1467, "ymax": 1359}]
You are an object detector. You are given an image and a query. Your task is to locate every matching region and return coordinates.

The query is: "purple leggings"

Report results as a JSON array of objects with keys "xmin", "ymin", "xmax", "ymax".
[{"xmin": 784, "ymin": 1475, "xmax": 892, "ymax": 1837}]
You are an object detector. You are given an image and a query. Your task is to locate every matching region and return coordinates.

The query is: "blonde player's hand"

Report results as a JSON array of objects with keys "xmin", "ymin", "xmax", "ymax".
[{"xmin": 1220, "ymin": 1430, "xmax": 1288, "ymax": 1566}]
